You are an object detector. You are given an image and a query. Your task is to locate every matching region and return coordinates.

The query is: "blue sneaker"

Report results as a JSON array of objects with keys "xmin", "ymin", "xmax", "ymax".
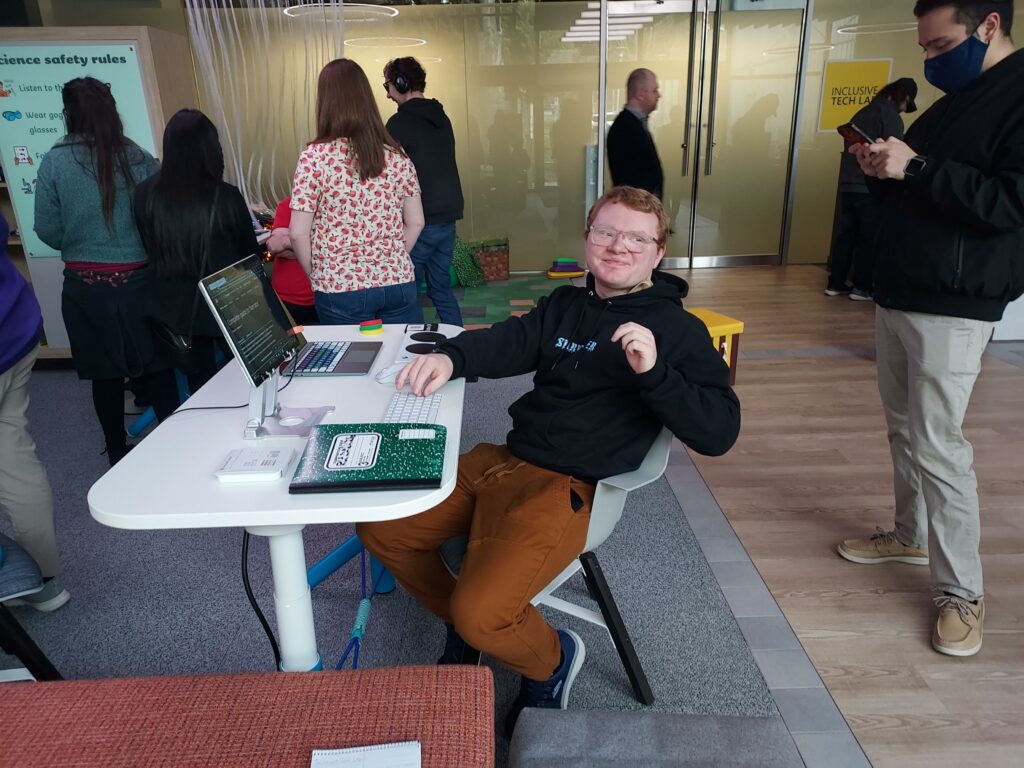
[
  {"xmin": 437, "ymin": 624, "xmax": 481, "ymax": 665},
  {"xmin": 505, "ymin": 629, "xmax": 585, "ymax": 736}
]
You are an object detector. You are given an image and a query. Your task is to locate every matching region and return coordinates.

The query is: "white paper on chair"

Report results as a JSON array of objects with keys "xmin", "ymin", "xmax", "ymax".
[{"xmin": 310, "ymin": 740, "xmax": 420, "ymax": 768}]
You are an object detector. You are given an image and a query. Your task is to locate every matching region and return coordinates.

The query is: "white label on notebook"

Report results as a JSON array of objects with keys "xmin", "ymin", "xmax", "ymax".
[
  {"xmin": 324, "ymin": 432, "xmax": 381, "ymax": 471},
  {"xmin": 398, "ymin": 428, "xmax": 436, "ymax": 440}
]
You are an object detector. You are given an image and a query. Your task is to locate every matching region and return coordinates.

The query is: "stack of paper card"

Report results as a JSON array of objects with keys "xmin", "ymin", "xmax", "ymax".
[{"xmin": 310, "ymin": 740, "xmax": 420, "ymax": 767}]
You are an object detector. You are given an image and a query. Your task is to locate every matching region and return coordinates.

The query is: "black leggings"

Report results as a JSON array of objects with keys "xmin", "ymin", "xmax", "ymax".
[{"xmin": 91, "ymin": 372, "xmax": 182, "ymax": 460}]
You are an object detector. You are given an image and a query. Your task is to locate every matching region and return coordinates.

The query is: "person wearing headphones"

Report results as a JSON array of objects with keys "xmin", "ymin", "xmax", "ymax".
[{"xmin": 383, "ymin": 57, "xmax": 465, "ymax": 327}]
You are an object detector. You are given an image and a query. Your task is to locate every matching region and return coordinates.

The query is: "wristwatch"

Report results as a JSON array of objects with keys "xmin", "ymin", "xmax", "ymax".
[{"xmin": 904, "ymin": 155, "xmax": 927, "ymax": 178}]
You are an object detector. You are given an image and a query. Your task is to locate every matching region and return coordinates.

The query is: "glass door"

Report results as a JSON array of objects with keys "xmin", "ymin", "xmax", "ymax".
[{"xmin": 602, "ymin": 0, "xmax": 805, "ymax": 267}]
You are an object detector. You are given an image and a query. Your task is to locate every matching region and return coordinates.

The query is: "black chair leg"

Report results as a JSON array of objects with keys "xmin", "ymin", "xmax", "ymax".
[
  {"xmin": 0, "ymin": 604, "xmax": 62, "ymax": 681},
  {"xmin": 579, "ymin": 551, "xmax": 654, "ymax": 705}
]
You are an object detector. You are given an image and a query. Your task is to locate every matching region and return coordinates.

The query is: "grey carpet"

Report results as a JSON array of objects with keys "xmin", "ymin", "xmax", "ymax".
[
  {"xmin": 509, "ymin": 709, "xmax": 802, "ymax": 767},
  {"xmin": 3, "ymin": 368, "xmax": 780, "ymax": 762}
]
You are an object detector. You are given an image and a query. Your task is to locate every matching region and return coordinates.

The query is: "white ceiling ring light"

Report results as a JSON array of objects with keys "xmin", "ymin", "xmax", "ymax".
[
  {"xmin": 374, "ymin": 56, "xmax": 443, "ymax": 64},
  {"xmin": 836, "ymin": 23, "xmax": 918, "ymax": 36},
  {"xmin": 345, "ymin": 37, "xmax": 427, "ymax": 48},
  {"xmin": 283, "ymin": 2, "xmax": 399, "ymax": 22}
]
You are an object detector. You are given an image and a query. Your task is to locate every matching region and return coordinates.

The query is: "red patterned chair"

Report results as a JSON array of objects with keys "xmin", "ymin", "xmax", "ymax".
[{"xmin": 0, "ymin": 665, "xmax": 494, "ymax": 767}]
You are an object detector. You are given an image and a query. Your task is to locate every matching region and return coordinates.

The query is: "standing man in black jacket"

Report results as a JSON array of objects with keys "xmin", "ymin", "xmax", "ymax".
[
  {"xmin": 384, "ymin": 57, "xmax": 465, "ymax": 326},
  {"xmin": 358, "ymin": 187, "xmax": 739, "ymax": 734},
  {"xmin": 838, "ymin": 0, "xmax": 1024, "ymax": 658},
  {"xmin": 825, "ymin": 77, "xmax": 917, "ymax": 301},
  {"xmin": 607, "ymin": 68, "xmax": 664, "ymax": 199}
]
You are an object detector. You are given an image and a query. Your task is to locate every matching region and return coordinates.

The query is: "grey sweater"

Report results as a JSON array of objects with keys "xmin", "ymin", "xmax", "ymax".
[{"xmin": 34, "ymin": 136, "xmax": 158, "ymax": 264}]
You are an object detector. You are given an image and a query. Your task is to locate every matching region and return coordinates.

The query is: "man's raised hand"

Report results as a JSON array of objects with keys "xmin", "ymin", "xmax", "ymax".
[{"xmin": 610, "ymin": 322, "xmax": 658, "ymax": 374}]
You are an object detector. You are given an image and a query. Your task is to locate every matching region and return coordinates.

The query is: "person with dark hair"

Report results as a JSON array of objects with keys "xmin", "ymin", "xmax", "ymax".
[
  {"xmin": 357, "ymin": 187, "xmax": 739, "ymax": 736},
  {"xmin": 825, "ymin": 77, "xmax": 918, "ymax": 300},
  {"xmin": 289, "ymin": 58, "xmax": 424, "ymax": 325},
  {"xmin": 838, "ymin": 0, "xmax": 1022, "ymax": 658},
  {"xmin": 384, "ymin": 56, "xmax": 465, "ymax": 327},
  {"xmin": 0, "ymin": 212, "xmax": 68, "ymax": 612},
  {"xmin": 133, "ymin": 109, "xmax": 260, "ymax": 393},
  {"xmin": 34, "ymin": 76, "xmax": 160, "ymax": 466},
  {"xmin": 606, "ymin": 68, "xmax": 664, "ymax": 199}
]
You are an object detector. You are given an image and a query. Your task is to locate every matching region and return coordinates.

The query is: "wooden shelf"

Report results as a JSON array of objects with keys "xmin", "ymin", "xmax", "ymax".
[
  {"xmin": 9, "ymin": 237, "xmax": 22, "ymax": 246},
  {"xmin": 38, "ymin": 345, "xmax": 73, "ymax": 360}
]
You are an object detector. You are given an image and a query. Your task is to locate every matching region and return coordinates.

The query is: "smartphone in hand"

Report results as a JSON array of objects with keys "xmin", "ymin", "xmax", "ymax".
[{"xmin": 837, "ymin": 122, "xmax": 876, "ymax": 144}]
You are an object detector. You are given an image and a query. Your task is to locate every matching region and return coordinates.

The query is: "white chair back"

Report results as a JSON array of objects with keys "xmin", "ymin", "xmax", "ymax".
[{"xmin": 582, "ymin": 427, "xmax": 674, "ymax": 553}]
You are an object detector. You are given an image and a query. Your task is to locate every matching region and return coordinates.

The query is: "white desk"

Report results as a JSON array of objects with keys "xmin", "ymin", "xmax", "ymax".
[{"xmin": 88, "ymin": 324, "xmax": 464, "ymax": 671}]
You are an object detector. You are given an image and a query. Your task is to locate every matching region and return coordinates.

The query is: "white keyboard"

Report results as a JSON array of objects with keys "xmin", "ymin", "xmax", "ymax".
[{"xmin": 382, "ymin": 391, "xmax": 442, "ymax": 424}]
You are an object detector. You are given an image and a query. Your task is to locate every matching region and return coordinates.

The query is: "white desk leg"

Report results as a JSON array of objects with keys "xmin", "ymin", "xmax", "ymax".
[{"xmin": 245, "ymin": 523, "xmax": 322, "ymax": 671}]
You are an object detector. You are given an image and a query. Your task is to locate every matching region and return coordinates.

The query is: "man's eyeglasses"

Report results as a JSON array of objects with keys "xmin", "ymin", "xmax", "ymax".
[
  {"xmin": 383, "ymin": 81, "xmax": 392, "ymax": 92},
  {"xmin": 587, "ymin": 225, "xmax": 657, "ymax": 253}
]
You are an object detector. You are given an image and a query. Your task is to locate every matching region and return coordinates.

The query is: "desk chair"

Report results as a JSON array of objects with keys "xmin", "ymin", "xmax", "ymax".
[
  {"xmin": 439, "ymin": 427, "xmax": 674, "ymax": 705},
  {"xmin": 0, "ymin": 533, "xmax": 62, "ymax": 681}
]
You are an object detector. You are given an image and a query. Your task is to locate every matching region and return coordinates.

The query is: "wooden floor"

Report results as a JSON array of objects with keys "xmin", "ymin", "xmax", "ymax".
[{"xmin": 671, "ymin": 265, "xmax": 1024, "ymax": 767}]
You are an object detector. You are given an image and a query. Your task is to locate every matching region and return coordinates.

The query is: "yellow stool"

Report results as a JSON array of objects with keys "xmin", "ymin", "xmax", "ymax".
[{"xmin": 688, "ymin": 307, "xmax": 744, "ymax": 385}]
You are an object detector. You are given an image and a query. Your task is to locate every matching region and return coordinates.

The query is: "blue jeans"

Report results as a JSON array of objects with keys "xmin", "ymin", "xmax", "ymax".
[
  {"xmin": 314, "ymin": 281, "xmax": 423, "ymax": 326},
  {"xmin": 410, "ymin": 222, "xmax": 463, "ymax": 327}
]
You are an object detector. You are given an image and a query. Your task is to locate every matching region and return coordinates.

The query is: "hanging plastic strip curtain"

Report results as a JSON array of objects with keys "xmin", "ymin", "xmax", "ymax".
[{"xmin": 184, "ymin": 0, "xmax": 347, "ymax": 210}]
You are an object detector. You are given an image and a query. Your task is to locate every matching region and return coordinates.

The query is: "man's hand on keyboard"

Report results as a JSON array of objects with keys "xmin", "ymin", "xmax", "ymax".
[{"xmin": 397, "ymin": 353, "xmax": 454, "ymax": 397}]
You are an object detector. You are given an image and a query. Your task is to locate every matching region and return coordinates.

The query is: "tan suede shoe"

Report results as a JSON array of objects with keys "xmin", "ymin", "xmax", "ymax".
[
  {"xmin": 933, "ymin": 595, "xmax": 984, "ymax": 657},
  {"xmin": 837, "ymin": 528, "xmax": 929, "ymax": 565}
]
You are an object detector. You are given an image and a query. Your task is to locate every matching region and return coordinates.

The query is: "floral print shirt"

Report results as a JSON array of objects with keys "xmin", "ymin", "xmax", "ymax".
[{"xmin": 291, "ymin": 139, "xmax": 420, "ymax": 293}]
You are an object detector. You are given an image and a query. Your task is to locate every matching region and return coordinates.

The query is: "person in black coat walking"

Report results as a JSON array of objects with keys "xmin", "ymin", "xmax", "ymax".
[
  {"xmin": 607, "ymin": 68, "xmax": 664, "ymax": 199},
  {"xmin": 826, "ymin": 77, "xmax": 918, "ymax": 300}
]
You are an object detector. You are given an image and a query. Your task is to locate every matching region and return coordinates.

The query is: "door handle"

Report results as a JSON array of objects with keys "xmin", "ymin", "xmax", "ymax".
[
  {"xmin": 704, "ymin": 0, "xmax": 722, "ymax": 176},
  {"xmin": 682, "ymin": 0, "xmax": 701, "ymax": 177}
]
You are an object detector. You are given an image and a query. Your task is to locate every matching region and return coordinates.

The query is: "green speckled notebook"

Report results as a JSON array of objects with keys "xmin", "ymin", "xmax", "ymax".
[{"xmin": 289, "ymin": 423, "xmax": 447, "ymax": 493}]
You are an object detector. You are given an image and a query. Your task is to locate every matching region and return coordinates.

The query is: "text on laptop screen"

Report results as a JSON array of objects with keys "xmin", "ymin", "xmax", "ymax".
[{"xmin": 200, "ymin": 255, "xmax": 303, "ymax": 387}]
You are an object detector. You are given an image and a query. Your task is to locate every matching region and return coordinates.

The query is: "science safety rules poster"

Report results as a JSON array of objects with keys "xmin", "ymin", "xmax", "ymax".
[{"xmin": 0, "ymin": 42, "xmax": 156, "ymax": 258}]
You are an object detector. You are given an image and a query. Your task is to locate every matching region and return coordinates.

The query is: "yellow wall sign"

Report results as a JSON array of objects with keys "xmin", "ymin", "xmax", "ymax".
[{"xmin": 818, "ymin": 59, "xmax": 893, "ymax": 132}]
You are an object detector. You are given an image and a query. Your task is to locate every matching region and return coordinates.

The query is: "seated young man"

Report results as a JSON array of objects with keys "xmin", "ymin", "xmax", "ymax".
[{"xmin": 356, "ymin": 186, "xmax": 740, "ymax": 733}]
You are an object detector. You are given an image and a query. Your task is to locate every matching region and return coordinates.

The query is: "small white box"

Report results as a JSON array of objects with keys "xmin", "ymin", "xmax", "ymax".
[{"xmin": 215, "ymin": 448, "xmax": 295, "ymax": 483}]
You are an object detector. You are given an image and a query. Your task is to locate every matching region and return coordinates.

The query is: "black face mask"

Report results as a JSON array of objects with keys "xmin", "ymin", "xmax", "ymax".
[{"xmin": 924, "ymin": 27, "xmax": 989, "ymax": 94}]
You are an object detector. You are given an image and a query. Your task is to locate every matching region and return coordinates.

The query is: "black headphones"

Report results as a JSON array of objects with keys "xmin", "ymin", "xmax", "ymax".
[{"xmin": 393, "ymin": 73, "xmax": 411, "ymax": 95}]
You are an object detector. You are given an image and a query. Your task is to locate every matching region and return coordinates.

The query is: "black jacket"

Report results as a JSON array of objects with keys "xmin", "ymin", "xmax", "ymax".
[
  {"xmin": 386, "ymin": 98, "xmax": 464, "ymax": 225},
  {"xmin": 607, "ymin": 109, "xmax": 664, "ymax": 199},
  {"xmin": 436, "ymin": 271, "xmax": 740, "ymax": 482},
  {"xmin": 839, "ymin": 97, "xmax": 905, "ymax": 193},
  {"xmin": 870, "ymin": 49, "xmax": 1024, "ymax": 322},
  {"xmin": 133, "ymin": 179, "xmax": 260, "ymax": 337}
]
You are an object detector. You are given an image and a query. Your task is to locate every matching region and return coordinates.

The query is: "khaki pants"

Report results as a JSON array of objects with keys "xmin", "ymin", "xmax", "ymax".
[
  {"xmin": 357, "ymin": 443, "xmax": 594, "ymax": 681},
  {"xmin": 875, "ymin": 307, "xmax": 994, "ymax": 601},
  {"xmin": 0, "ymin": 345, "xmax": 61, "ymax": 576}
]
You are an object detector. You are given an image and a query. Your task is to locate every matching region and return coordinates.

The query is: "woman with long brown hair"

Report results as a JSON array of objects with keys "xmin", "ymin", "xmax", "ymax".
[
  {"xmin": 289, "ymin": 58, "xmax": 425, "ymax": 325},
  {"xmin": 34, "ymin": 77, "xmax": 163, "ymax": 466}
]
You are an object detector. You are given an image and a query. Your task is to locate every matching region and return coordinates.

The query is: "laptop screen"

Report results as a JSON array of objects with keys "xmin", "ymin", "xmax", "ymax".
[{"xmin": 198, "ymin": 254, "xmax": 305, "ymax": 388}]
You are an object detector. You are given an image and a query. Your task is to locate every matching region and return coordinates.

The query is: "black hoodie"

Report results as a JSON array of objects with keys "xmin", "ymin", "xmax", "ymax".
[
  {"xmin": 386, "ymin": 98, "xmax": 464, "ymax": 225},
  {"xmin": 870, "ymin": 48, "xmax": 1024, "ymax": 321},
  {"xmin": 436, "ymin": 271, "xmax": 740, "ymax": 482}
]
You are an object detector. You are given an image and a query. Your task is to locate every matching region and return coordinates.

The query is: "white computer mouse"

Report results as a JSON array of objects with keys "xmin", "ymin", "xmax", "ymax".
[{"xmin": 374, "ymin": 363, "xmax": 407, "ymax": 385}]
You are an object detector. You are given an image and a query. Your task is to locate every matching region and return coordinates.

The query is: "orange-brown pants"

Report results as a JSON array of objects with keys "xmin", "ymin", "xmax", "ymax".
[{"xmin": 357, "ymin": 443, "xmax": 594, "ymax": 681}]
